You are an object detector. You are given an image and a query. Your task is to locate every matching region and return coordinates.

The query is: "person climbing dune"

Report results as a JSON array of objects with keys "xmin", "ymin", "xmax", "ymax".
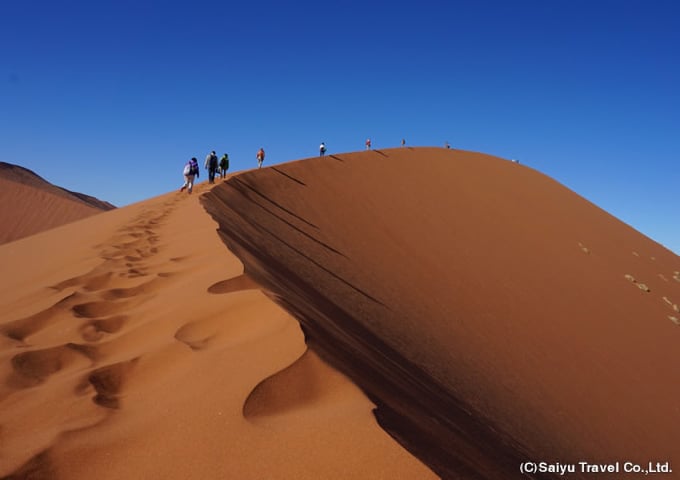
[
  {"xmin": 257, "ymin": 148, "xmax": 265, "ymax": 168},
  {"xmin": 205, "ymin": 150, "xmax": 218, "ymax": 184},
  {"xmin": 219, "ymin": 153, "xmax": 229, "ymax": 179},
  {"xmin": 180, "ymin": 157, "xmax": 199, "ymax": 194}
]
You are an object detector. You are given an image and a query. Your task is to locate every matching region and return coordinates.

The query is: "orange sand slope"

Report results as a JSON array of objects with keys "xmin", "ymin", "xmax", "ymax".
[
  {"xmin": 203, "ymin": 147, "xmax": 680, "ymax": 479},
  {"xmin": 0, "ymin": 162, "xmax": 115, "ymax": 245},
  {"xmin": 0, "ymin": 181, "xmax": 434, "ymax": 479}
]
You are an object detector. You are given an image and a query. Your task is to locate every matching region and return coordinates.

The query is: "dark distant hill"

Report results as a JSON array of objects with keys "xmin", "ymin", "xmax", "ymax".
[{"xmin": 0, "ymin": 161, "xmax": 116, "ymax": 244}]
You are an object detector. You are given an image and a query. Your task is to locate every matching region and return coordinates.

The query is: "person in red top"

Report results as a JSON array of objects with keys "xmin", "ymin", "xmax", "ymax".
[
  {"xmin": 257, "ymin": 148, "xmax": 265, "ymax": 168},
  {"xmin": 365, "ymin": 138, "xmax": 371, "ymax": 150}
]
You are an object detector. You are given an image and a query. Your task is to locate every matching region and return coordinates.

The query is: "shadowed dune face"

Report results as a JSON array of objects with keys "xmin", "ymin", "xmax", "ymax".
[{"xmin": 202, "ymin": 147, "xmax": 680, "ymax": 479}]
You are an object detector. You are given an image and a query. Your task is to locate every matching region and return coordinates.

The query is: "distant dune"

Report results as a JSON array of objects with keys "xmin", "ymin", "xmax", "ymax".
[
  {"xmin": 202, "ymin": 147, "xmax": 680, "ymax": 478},
  {"xmin": 0, "ymin": 162, "xmax": 115, "ymax": 244},
  {"xmin": 1, "ymin": 148, "xmax": 678, "ymax": 479}
]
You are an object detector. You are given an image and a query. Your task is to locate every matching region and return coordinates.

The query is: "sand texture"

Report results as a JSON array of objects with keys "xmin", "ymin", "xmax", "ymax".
[
  {"xmin": 202, "ymin": 147, "xmax": 680, "ymax": 479},
  {"xmin": 0, "ymin": 177, "xmax": 433, "ymax": 479},
  {"xmin": 2, "ymin": 147, "xmax": 679, "ymax": 479},
  {"xmin": 0, "ymin": 162, "xmax": 114, "ymax": 245}
]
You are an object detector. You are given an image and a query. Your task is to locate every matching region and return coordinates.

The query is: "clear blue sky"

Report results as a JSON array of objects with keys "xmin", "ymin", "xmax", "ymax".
[{"xmin": 1, "ymin": 0, "xmax": 678, "ymax": 254}]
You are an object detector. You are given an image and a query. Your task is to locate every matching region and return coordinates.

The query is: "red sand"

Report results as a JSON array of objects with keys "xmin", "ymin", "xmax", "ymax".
[
  {"xmin": 0, "ymin": 162, "xmax": 114, "ymax": 245},
  {"xmin": 0, "ymin": 176, "xmax": 433, "ymax": 479},
  {"xmin": 2, "ymin": 147, "xmax": 679, "ymax": 479},
  {"xmin": 202, "ymin": 147, "xmax": 680, "ymax": 479}
]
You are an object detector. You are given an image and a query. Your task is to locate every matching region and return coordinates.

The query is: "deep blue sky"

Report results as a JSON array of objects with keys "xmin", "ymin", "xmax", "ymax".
[{"xmin": 1, "ymin": 0, "xmax": 678, "ymax": 254}]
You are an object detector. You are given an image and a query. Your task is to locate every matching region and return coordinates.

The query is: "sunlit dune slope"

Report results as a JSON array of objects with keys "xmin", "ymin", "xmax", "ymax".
[
  {"xmin": 202, "ymin": 147, "xmax": 680, "ymax": 479},
  {"xmin": 0, "ymin": 162, "xmax": 115, "ymax": 244},
  {"xmin": 0, "ymin": 180, "xmax": 433, "ymax": 479}
]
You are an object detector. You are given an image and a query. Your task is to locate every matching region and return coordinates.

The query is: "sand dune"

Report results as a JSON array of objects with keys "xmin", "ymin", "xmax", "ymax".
[
  {"xmin": 0, "ymin": 162, "xmax": 114, "ymax": 245},
  {"xmin": 202, "ymin": 147, "xmax": 680, "ymax": 479},
  {"xmin": 3, "ymin": 147, "xmax": 678, "ymax": 479},
  {"xmin": 0, "ymin": 178, "xmax": 433, "ymax": 478}
]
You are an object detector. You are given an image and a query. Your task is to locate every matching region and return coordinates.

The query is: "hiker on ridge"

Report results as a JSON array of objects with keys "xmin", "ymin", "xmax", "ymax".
[
  {"xmin": 180, "ymin": 157, "xmax": 199, "ymax": 194},
  {"xmin": 319, "ymin": 142, "xmax": 326, "ymax": 157},
  {"xmin": 365, "ymin": 138, "xmax": 371, "ymax": 150},
  {"xmin": 219, "ymin": 153, "xmax": 229, "ymax": 179},
  {"xmin": 257, "ymin": 148, "xmax": 265, "ymax": 168},
  {"xmin": 205, "ymin": 150, "xmax": 218, "ymax": 184}
]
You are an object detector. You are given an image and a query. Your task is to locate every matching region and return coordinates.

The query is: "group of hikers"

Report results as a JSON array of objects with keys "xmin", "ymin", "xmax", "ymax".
[
  {"xmin": 180, "ymin": 147, "xmax": 266, "ymax": 194},
  {"xmin": 180, "ymin": 150, "xmax": 230, "ymax": 194},
  {"xmin": 180, "ymin": 140, "xmax": 453, "ymax": 194}
]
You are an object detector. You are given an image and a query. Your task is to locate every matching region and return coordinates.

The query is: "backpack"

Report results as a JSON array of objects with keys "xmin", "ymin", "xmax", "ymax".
[{"xmin": 189, "ymin": 159, "xmax": 199, "ymax": 175}]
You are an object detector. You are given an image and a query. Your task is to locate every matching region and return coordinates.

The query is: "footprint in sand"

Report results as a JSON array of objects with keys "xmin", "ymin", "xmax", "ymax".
[
  {"xmin": 577, "ymin": 242, "xmax": 590, "ymax": 255},
  {"xmin": 100, "ymin": 245, "xmax": 144, "ymax": 262},
  {"xmin": 157, "ymin": 272, "xmax": 179, "ymax": 278},
  {"xmin": 1, "ymin": 292, "xmax": 82, "ymax": 341},
  {"xmin": 100, "ymin": 219, "xmax": 161, "ymax": 261},
  {"xmin": 98, "ymin": 276, "xmax": 164, "ymax": 301},
  {"xmin": 72, "ymin": 299, "xmax": 132, "ymax": 319},
  {"xmin": 669, "ymin": 316, "xmax": 680, "ymax": 326},
  {"xmin": 174, "ymin": 324, "xmax": 216, "ymax": 351},
  {"xmin": 661, "ymin": 297, "xmax": 679, "ymax": 313},
  {"xmin": 7, "ymin": 343, "xmax": 97, "ymax": 389},
  {"xmin": 624, "ymin": 274, "xmax": 650, "ymax": 293},
  {"xmin": 50, "ymin": 271, "xmax": 114, "ymax": 293},
  {"xmin": 87, "ymin": 358, "xmax": 138, "ymax": 409},
  {"xmin": 3, "ymin": 289, "xmax": 136, "ymax": 344},
  {"xmin": 4, "ymin": 450, "xmax": 55, "ymax": 479},
  {"xmin": 79, "ymin": 315, "xmax": 128, "ymax": 342},
  {"xmin": 126, "ymin": 268, "xmax": 148, "ymax": 278}
]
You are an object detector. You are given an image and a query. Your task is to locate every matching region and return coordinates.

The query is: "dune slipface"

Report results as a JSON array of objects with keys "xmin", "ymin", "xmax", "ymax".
[{"xmin": 202, "ymin": 147, "xmax": 680, "ymax": 479}]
